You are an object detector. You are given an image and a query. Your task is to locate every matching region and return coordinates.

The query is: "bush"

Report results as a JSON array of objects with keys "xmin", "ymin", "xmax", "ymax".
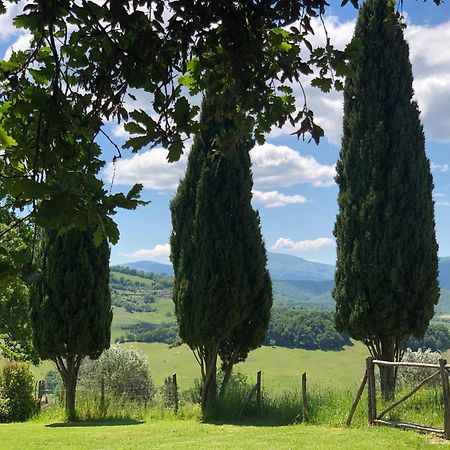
[
  {"xmin": 79, "ymin": 345, "xmax": 155, "ymax": 403},
  {"xmin": 0, "ymin": 361, "xmax": 37, "ymax": 422},
  {"xmin": 397, "ymin": 348, "xmax": 441, "ymax": 387}
]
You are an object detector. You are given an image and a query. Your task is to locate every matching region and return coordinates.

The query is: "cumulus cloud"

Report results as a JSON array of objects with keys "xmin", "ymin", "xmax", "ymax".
[
  {"xmin": 0, "ymin": 1, "xmax": 25, "ymax": 40},
  {"xmin": 120, "ymin": 243, "xmax": 171, "ymax": 262},
  {"xmin": 104, "ymin": 142, "xmax": 335, "ymax": 191},
  {"xmin": 273, "ymin": 237, "xmax": 335, "ymax": 251},
  {"xmin": 431, "ymin": 163, "xmax": 449, "ymax": 173},
  {"xmin": 252, "ymin": 190, "xmax": 308, "ymax": 208},
  {"xmin": 267, "ymin": 16, "xmax": 450, "ymax": 144},
  {"xmin": 250, "ymin": 143, "xmax": 336, "ymax": 188},
  {"xmin": 104, "ymin": 147, "xmax": 188, "ymax": 191}
]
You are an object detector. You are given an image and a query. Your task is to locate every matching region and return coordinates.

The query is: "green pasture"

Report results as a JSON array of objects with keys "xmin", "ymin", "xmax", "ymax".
[
  {"xmin": 0, "ymin": 419, "xmax": 442, "ymax": 449},
  {"xmin": 110, "ymin": 271, "xmax": 154, "ymax": 286},
  {"xmin": 122, "ymin": 341, "xmax": 368, "ymax": 391}
]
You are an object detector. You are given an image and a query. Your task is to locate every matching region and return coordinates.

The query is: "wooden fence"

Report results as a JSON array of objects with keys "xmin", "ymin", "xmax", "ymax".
[{"xmin": 347, "ymin": 356, "xmax": 450, "ymax": 439}]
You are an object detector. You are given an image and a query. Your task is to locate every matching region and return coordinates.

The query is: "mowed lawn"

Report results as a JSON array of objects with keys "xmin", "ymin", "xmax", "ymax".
[{"xmin": 0, "ymin": 419, "xmax": 443, "ymax": 449}]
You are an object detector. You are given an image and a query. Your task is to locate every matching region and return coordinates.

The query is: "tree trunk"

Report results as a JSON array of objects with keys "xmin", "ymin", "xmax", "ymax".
[
  {"xmin": 201, "ymin": 345, "xmax": 218, "ymax": 415},
  {"xmin": 379, "ymin": 336, "xmax": 396, "ymax": 401},
  {"xmin": 219, "ymin": 360, "xmax": 234, "ymax": 398},
  {"xmin": 55, "ymin": 355, "xmax": 81, "ymax": 421}
]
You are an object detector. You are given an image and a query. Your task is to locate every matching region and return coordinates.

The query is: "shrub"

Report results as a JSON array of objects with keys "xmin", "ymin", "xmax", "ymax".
[
  {"xmin": 0, "ymin": 361, "xmax": 37, "ymax": 422},
  {"xmin": 397, "ymin": 348, "xmax": 441, "ymax": 387},
  {"xmin": 78, "ymin": 345, "xmax": 155, "ymax": 403}
]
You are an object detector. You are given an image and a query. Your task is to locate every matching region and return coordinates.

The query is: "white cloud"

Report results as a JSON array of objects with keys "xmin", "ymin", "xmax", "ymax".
[
  {"xmin": 273, "ymin": 237, "xmax": 335, "ymax": 251},
  {"xmin": 431, "ymin": 163, "xmax": 449, "ymax": 173},
  {"xmin": 3, "ymin": 31, "xmax": 32, "ymax": 60},
  {"xmin": 104, "ymin": 147, "xmax": 188, "ymax": 191},
  {"xmin": 436, "ymin": 201, "xmax": 450, "ymax": 207},
  {"xmin": 104, "ymin": 142, "xmax": 335, "ymax": 191},
  {"xmin": 252, "ymin": 190, "xmax": 308, "ymax": 208},
  {"xmin": 267, "ymin": 17, "xmax": 450, "ymax": 144},
  {"xmin": 250, "ymin": 143, "xmax": 336, "ymax": 188},
  {"xmin": 120, "ymin": 243, "xmax": 171, "ymax": 262},
  {"xmin": 434, "ymin": 192, "xmax": 447, "ymax": 198},
  {"xmin": 0, "ymin": 1, "xmax": 25, "ymax": 40}
]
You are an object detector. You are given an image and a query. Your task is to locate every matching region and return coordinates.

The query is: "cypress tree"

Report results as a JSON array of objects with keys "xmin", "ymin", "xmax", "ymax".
[
  {"xmin": 333, "ymin": 0, "xmax": 439, "ymax": 400},
  {"xmin": 170, "ymin": 94, "xmax": 272, "ymax": 414},
  {"xmin": 30, "ymin": 229, "xmax": 112, "ymax": 419}
]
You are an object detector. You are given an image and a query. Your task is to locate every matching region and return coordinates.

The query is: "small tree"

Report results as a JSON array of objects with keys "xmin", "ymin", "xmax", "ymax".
[
  {"xmin": 333, "ymin": 0, "xmax": 439, "ymax": 400},
  {"xmin": 170, "ymin": 94, "xmax": 272, "ymax": 413},
  {"xmin": 79, "ymin": 345, "xmax": 155, "ymax": 403},
  {"xmin": 30, "ymin": 229, "xmax": 112, "ymax": 419}
]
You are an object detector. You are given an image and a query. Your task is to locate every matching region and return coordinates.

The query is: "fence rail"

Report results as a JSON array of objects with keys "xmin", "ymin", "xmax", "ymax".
[{"xmin": 349, "ymin": 357, "xmax": 450, "ymax": 439}]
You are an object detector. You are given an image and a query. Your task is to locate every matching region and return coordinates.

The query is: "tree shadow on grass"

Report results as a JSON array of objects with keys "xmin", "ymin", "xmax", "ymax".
[
  {"xmin": 46, "ymin": 419, "xmax": 144, "ymax": 428},
  {"xmin": 203, "ymin": 418, "xmax": 300, "ymax": 427}
]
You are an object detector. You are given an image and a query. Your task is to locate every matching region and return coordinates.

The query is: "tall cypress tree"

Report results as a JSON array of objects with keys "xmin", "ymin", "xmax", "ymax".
[
  {"xmin": 170, "ymin": 94, "xmax": 272, "ymax": 414},
  {"xmin": 333, "ymin": 0, "xmax": 439, "ymax": 400},
  {"xmin": 30, "ymin": 229, "xmax": 112, "ymax": 419}
]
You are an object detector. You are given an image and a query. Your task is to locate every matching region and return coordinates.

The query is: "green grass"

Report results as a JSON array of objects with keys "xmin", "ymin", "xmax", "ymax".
[
  {"xmin": 0, "ymin": 418, "xmax": 442, "ymax": 449},
  {"xmin": 30, "ymin": 341, "xmax": 369, "ymax": 391},
  {"xmin": 122, "ymin": 342, "xmax": 368, "ymax": 391},
  {"xmin": 110, "ymin": 271, "xmax": 154, "ymax": 286}
]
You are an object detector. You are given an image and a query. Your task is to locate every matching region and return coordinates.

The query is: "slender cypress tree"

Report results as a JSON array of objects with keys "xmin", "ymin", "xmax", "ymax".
[
  {"xmin": 333, "ymin": 0, "xmax": 439, "ymax": 400},
  {"xmin": 170, "ymin": 94, "xmax": 272, "ymax": 414},
  {"xmin": 30, "ymin": 229, "xmax": 112, "ymax": 419}
]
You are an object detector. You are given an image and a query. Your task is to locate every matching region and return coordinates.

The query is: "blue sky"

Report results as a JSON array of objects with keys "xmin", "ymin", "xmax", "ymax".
[{"xmin": 1, "ymin": 1, "xmax": 449, "ymax": 266}]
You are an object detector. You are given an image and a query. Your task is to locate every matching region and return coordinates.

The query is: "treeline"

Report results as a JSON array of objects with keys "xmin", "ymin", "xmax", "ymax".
[
  {"xmin": 406, "ymin": 323, "xmax": 450, "ymax": 352},
  {"xmin": 117, "ymin": 322, "xmax": 178, "ymax": 345},
  {"xmin": 117, "ymin": 308, "xmax": 353, "ymax": 351},
  {"xmin": 266, "ymin": 308, "xmax": 352, "ymax": 351}
]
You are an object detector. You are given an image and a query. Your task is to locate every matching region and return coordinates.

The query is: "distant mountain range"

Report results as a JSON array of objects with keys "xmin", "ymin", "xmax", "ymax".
[
  {"xmin": 121, "ymin": 252, "xmax": 450, "ymax": 288},
  {"xmin": 124, "ymin": 260, "xmax": 174, "ymax": 276}
]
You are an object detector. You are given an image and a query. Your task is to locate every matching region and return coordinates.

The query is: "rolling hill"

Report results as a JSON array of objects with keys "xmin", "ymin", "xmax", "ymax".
[
  {"xmin": 123, "ymin": 260, "xmax": 173, "ymax": 275},
  {"xmin": 121, "ymin": 252, "xmax": 335, "ymax": 281}
]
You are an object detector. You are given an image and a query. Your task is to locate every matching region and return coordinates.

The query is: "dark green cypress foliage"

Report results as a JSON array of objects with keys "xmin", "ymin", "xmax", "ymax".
[
  {"xmin": 333, "ymin": 0, "xmax": 439, "ymax": 400},
  {"xmin": 30, "ymin": 229, "xmax": 112, "ymax": 419},
  {"xmin": 218, "ymin": 270, "xmax": 272, "ymax": 397},
  {"xmin": 170, "ymin": 95, "xmax": 272, "ymax": 414}
]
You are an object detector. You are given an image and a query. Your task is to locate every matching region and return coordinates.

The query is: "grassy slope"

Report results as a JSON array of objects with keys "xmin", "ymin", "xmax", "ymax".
[
  {"xmin": 122, "ymin": 342, "xmax": 368, "ymax": 390},
  {"xmin": 0, "ymin": 420, "xmax": 438, "ymax": 449}
]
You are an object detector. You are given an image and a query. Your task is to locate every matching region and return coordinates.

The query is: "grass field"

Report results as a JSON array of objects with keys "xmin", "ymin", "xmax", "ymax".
[
  {"xmin": 0, "ymin": 418, "xmax": 444, "ymax": 449},
  {"xmin": 121, "ymin": 341, "xmax": 369, "ymax": 391},
  {"xmin": 31, "ymin": 340, "xmax": 369, "ymax": 391}
]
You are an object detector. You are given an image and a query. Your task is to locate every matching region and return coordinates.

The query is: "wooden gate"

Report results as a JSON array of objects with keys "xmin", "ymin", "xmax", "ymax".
[{"xmin": 347, "ymin": 356, "xmax": 450, "ymax": 439}]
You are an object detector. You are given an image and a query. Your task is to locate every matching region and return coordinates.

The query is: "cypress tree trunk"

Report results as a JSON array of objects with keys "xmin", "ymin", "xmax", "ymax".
[
  {"xmin": 55, "ymin": 355, "xmax": 81, "ymax": 420},
  {"xmin": 201, "ymin": 345, "xmax": 218, "ymax": 415},
  {"xmin": 219, "ymin": 359, "xmax": 235, "ymax": 398},
  {"xmin": 379, "ymin": 336, "xmax": 396, "ymax": 401}
]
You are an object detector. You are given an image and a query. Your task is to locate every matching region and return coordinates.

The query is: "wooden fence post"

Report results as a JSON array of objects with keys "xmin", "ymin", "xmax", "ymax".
[
  {"xmin": 256, "ymin": 371, "xmax": 262, "ymax": 408},
  {"xmin": 366, "ymin": 357, "xmax": 376, "ymax": 424},
  {"xmin": 301, "ymin": 372, "xmax": 308, "ymax": 422},
  {"xmin": 172, "ymin": 373, "xmax": 179, "ymax": 413},
  {"xmin": 439, "ymin": 359, "xmax": 450, "ymax": 439},
  {"xmin": 346, "ymin": 370, "xmax": 367, "ymax": 426}
]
